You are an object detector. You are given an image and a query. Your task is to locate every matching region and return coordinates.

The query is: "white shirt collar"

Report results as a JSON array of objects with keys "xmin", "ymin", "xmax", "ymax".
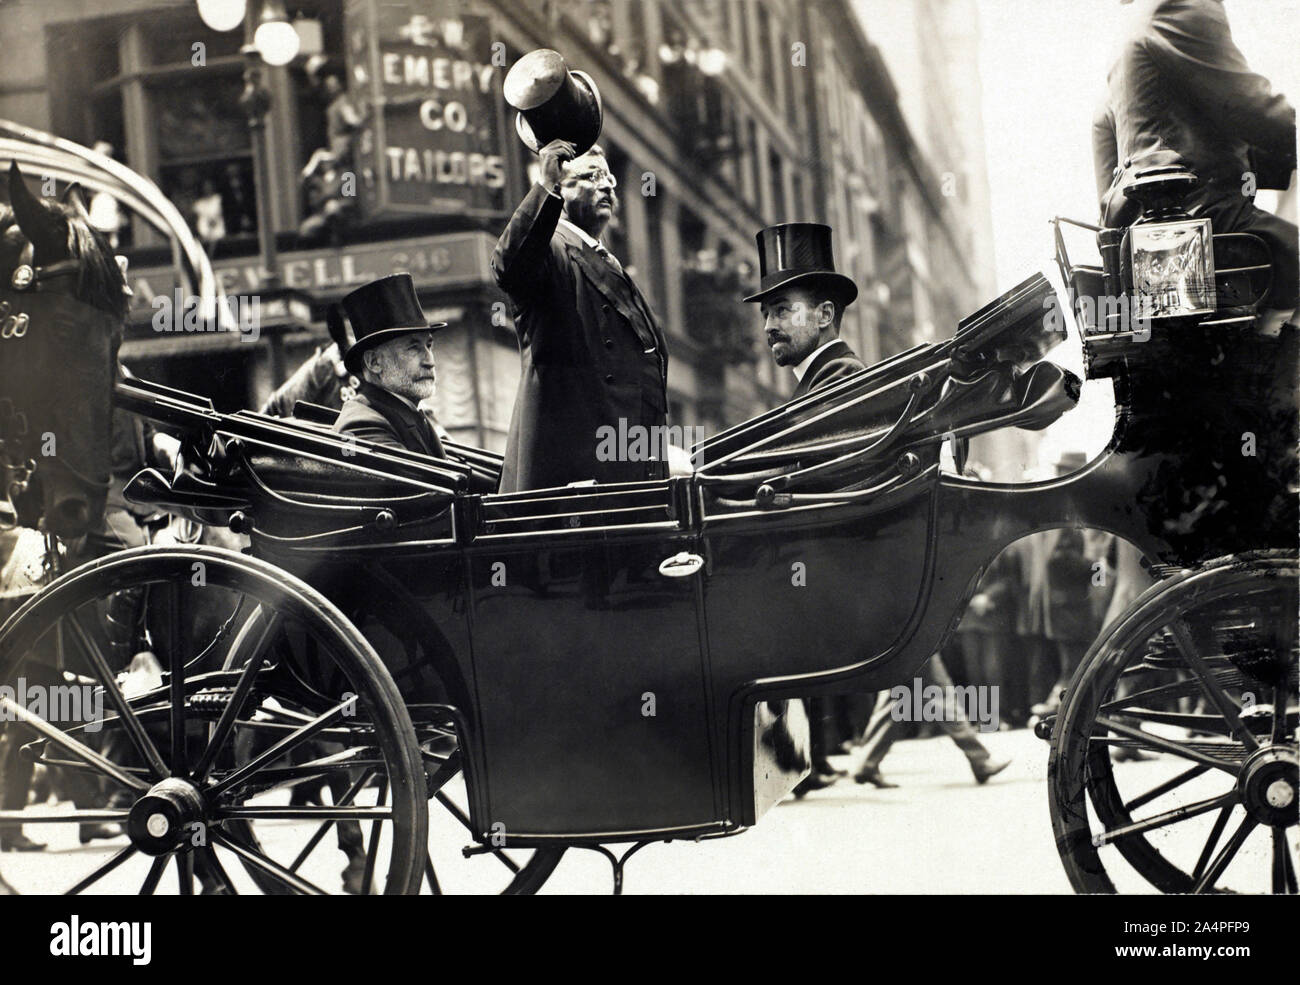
[
  {"xmin": 559, "ymin": 216, "xmax": 606, "ymax": 252},
  {"xmin": 792, "ymin": 339, "xmax": 840, "ymax": 382}
]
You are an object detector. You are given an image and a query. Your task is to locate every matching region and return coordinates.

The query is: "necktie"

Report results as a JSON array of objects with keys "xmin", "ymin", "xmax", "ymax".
[{"xmin": 594, "ymin": 243, "xmax": 624, "ymax": 276}]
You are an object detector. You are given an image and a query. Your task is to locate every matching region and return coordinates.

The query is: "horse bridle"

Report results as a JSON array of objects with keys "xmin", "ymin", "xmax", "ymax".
[
  {"xmin": 1, "ymin": 264, "xmax": 117, "ymax": 522},
  {"xmin": 1, "ymin": 259, "xmax": 86, "ymax": 339}
]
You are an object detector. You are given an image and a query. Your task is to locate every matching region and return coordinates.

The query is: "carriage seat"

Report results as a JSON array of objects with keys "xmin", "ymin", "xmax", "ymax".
[{"xmin": 125, "ymin": 409, "xmax": 467, "ymax": 542}]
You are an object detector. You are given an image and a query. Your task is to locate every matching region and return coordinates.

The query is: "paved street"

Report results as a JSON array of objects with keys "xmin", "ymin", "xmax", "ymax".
[
  {"xmin": 5, "ymin": 725, "xmax": 1291, "ymax": 895},
  {"xmin": 538, "ymin": 727, "xmax": 1071, "ymax": 894}
]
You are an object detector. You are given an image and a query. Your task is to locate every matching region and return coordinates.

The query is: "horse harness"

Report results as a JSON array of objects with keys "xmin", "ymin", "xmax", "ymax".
[
  {"xmin": 1, "ymin": 258, "xmax": 118, "ymax": 515},
  {"xmin": 2, "ymin": 258, "xmax": 87, "ymax": 339}
]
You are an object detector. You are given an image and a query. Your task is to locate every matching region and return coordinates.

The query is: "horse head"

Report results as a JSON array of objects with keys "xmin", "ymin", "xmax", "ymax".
[{"xmin": 0, "ymin": 161, "xmax": 129, "ymax": 537}]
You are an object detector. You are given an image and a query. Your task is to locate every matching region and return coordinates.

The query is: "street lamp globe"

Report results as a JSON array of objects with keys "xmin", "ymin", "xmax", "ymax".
[
  {"xmin": 255, "ymin": 17, "xmax": 300, "ymax": 66},
  {"xmin": 697, "ymin": 48, "xmax": 728, "ymax": 77},
  {"xmin": 197, "ymin": 0, "xmax": 246, "ymax": 32}
]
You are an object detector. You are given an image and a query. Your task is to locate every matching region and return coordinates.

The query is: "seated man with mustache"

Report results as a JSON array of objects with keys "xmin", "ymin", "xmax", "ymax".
[
  {"xmin": 333, "ymin": 273, "xmax": 447, "ymax": 458},
  {"xmin": 746, "ymin": 223, "xmax": 866, "ymax": 795}
]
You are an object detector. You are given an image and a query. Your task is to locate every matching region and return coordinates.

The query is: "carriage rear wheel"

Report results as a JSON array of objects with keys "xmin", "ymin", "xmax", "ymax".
[
  {"xmin": 1049, "ymin": 552, "xmax": 1298, "ymax": 894},
  {"xmin": 0, "ymin": 546, "xmax": 426, "ymax": 894}
]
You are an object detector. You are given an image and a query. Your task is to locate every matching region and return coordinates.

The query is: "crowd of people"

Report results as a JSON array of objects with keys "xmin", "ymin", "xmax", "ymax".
[{"xmin": 794, "ymin": 492, "xmax": 1154, "ymax": 795}]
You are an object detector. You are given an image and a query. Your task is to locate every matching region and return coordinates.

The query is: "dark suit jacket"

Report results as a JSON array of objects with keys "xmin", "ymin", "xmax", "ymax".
[
  {"xmin": 791, "ymin": 339, "xmax": 867, "ymax": 400},
  {"xmin": 492, "ymin": 184, "xmax": 669, "ymax": 492},
  {"xmin": 333, "ymin": 381, "xmax": 446, "ymax": 459},
  {"xmin": 1092, "ymin": 0, "xmax": 1296, "ymax": 228}
]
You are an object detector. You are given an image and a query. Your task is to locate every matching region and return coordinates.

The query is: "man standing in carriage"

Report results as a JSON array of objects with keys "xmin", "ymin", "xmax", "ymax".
[{"xmin": 493, "ymin": 52, "xmax": 669, "ymax": 492}]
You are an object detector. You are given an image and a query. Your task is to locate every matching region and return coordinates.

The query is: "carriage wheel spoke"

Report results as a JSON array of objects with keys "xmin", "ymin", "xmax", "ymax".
[
  {"xmin": 139, "ymin": 855, "xmax": 169, "ymax": 895},
  {"xmin": 1092, "ymin": 792, "xmax": 1236, "ymax": 848},
  {"xmin": 1191, "ymin": 815, "xmax": 1258, "ymax": 893},
  {"xmin": 1168, "ymin": 619, "xmax": 1260, "ymax": 753},
  {"xmin": 215, "ymin": 806, "xmax": 392, "ymax": 821},
  {"xmin": 433, "ymin": 791, "xmax": 521, "ymax": 874},
  {"xmin": 210, "ymin": 829, "xmax": 327, "ymax": 895},
  {"xmin": 424, "ymin": 856, "xmax": 442, "ymax": 895},
  {"xmin": 162, "ymin": 581, "xmax": 189, "ymax": 774},
  {"xmin": 360, "ymin": 779, "xmax": 388, "ymax": 896},
  {"xmin": 177, "ymin": 852, "xmax": 194, "ymax": 895},
  {"xmin": 65, "ymin": 844, "xmax": 137, "ymax": 896},
  {"xmin": 0, "ymin": 696, "xmax": 148, "ymax": 793},
  {"xmin": 1095, "ymin": 715, "xmax": 1239, "ymax": 773},
  {"xmin": 205, "ymin": 697, "xmax": 356, "ymax": 799},
  {"xmin": 1271, "ymin": 686, "xmax": 1290, "ymax": 746},
  {"xmin": 1123, "ymin": 763, "xmax": 1210, "ymax": 813},
  {"xmin": 0, "ymin": 809, "xmax": 128, "ymax": 825},
  {"xmin": 288, "ymin": 768, "xmax": 375, "ymax": 873},
  {"xmin": 423, "ymin": 749, "xmax": 462, "ymax": 796},
  {"xmin": 1191, "ymin": 805, "xmax": 1234, "ymax": 882},
  {"xmin": 200, "ymin": 846, "xmax": 239, "ymax": 895},
  {"xmin": 1284, "ymin": 834, "xmax": 1298, "ymax": 894},
  {"xmin": 191, "ymin": 607, "xmax": 283, "ymax": 782},
  {"xmin": 65, "ymin": 611, "xmax": 168, "ymax": 781}
]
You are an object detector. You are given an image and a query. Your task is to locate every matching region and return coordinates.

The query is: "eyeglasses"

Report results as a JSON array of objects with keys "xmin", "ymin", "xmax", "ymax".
[{"xmin": 564, "ymin": 168, "xmax": 618, "ymax": 189}]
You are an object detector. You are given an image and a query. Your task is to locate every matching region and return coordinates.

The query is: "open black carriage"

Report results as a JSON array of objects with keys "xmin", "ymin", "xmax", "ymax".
[{"xmin": 0, "ymin": 149, "xmax": 1295, "ymax": 893}]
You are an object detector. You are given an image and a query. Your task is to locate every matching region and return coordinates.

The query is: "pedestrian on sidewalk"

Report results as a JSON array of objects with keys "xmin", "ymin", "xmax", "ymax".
[{"xmin": 853, "ymin": 652, "xmax": 1011, "ymax": 788}]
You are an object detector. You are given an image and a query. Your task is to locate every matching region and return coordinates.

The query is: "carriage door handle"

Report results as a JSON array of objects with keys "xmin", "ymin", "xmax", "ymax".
[{"xmin": 659, "ymin": 552, "xmax": 704, "ymax": 577}]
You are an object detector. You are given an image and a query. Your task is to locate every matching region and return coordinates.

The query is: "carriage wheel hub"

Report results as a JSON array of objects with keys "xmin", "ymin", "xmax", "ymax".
[
  {"xmin": 127, "ymin": 778, "xmax": 207, "ymax": 856},
  {"xmin": 1237, "ymin": 745, "xmax": 1298, "ymax": 827}
]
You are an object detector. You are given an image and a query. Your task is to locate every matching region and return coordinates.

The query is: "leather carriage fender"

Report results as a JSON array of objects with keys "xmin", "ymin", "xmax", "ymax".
[
  {"xmin": 123, "ymin": 467, "xmax": 252, "ymax": 517},
  {"xmin": 1008, "ymin": 362, "xmax": 1081, "ymax": 431}
]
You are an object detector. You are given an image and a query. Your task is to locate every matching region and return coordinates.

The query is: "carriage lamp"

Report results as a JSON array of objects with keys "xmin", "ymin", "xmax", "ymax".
[{"xmin": 1129, "ymin": 219, "xmax": 1216, "ymax": 320}]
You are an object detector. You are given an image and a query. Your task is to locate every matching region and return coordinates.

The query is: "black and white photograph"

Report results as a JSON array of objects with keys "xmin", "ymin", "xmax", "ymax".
[{"xmin": 0, "ymin": 0, "xmax": 1296, "ymax": 951}]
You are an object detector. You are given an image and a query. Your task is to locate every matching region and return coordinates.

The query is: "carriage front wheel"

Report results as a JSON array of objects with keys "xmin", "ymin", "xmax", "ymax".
[
  {"xmin": 0, "ymin": 546, "xmax": 427, "ymax": 895},
  {"xmin": 1049, "ymin": 551, "xmax": 1298, "ymax": 894}
]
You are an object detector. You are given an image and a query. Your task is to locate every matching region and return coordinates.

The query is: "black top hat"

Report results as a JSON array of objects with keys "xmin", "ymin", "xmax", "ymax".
[
  {"xmin": 341, "ymin": 273, "xmax": 446, "ymax": 374},
  {"xmin": 504, "ymin": 49, "xmax": 603, "ymax": 155},
  {"xmin": 743, "ymin": 223, "xmax": 858, "ymax": 307}
]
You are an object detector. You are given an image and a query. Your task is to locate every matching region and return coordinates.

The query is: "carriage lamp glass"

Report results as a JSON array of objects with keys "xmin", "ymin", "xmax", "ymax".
[
  {"xmin": 197, "ymin": 0, "xmax": 246, "ymax": 33},
  {"xmin": 1129, "ymin": 219, "xmax": 1216, "ymax": 319}
]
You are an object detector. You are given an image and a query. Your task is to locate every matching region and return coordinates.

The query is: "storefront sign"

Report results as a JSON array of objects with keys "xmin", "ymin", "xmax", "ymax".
[
  {"xmin": 125, "ymin": 232, "xmax": 495, "ymax": 315},
  {"xmin": 346, "ymin": 2, "xmax": 506, "ymax": 217}
]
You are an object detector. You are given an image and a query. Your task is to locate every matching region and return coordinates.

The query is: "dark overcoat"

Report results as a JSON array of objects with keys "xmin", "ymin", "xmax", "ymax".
[
  {"xmin": 491, "ymin": 184, "xmax": 669, "ymax": 492},
  {"xmin": 333, "ymin": 380, "xmax": 446, "ymax": 459},
  {"xmin": 791, "ymin": 339, "xmax": 867, "ymax": 400},
  {"xmin": 1092, "ymin": 0, "xmax": 1297, "ymax": 305}
]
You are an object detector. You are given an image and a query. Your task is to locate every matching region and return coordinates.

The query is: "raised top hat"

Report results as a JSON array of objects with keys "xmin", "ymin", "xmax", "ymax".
[
  {"xmin": 341, "ymin": 273, "xmax": 446, "ymax": 374},
  {"xmin": 503, "ymin": 49, "xmax": 603, "ymax": 155},
  {"xmin": 743, "ymin": 223, "xmax": 858, "ymax": 307}
]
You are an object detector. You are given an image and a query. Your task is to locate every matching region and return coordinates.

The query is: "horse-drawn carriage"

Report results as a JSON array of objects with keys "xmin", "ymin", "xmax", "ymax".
[{"xmin": 0, "ymin": 138, "xmax": 1295, "ymax": 893}]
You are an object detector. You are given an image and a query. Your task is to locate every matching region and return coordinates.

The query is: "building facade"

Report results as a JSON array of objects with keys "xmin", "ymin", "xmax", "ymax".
[{"xmin": 0, "ymin": 0, "xmax": 999, "ymax": 453}]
